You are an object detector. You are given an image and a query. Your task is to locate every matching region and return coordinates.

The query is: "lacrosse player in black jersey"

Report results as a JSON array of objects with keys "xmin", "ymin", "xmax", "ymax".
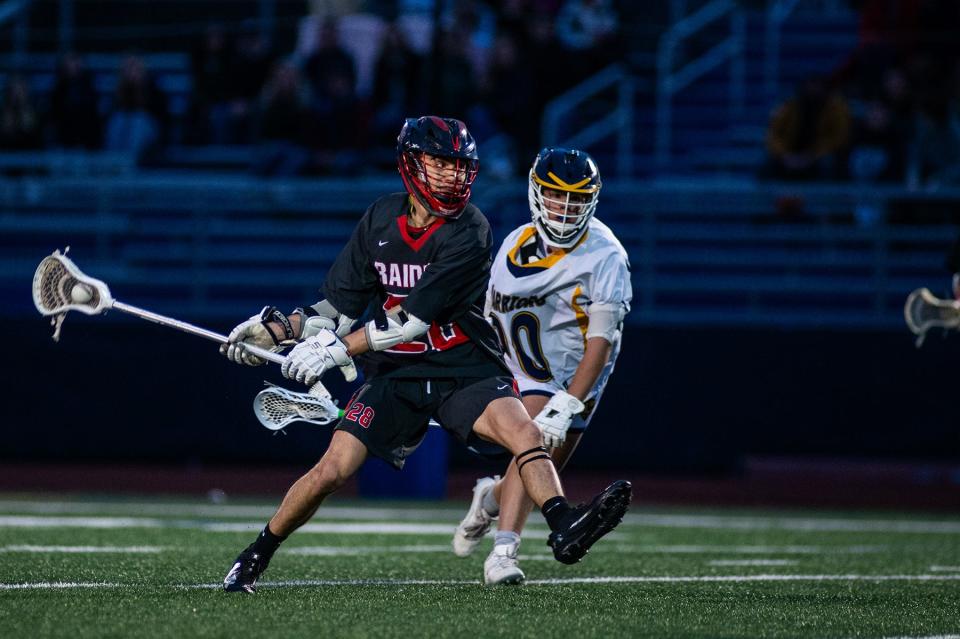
[{"xmin": 219, "ymin": 116, "xmax": 631, "ymax": 593}]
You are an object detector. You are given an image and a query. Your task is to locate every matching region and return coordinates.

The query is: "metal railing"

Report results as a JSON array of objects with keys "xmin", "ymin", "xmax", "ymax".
[
  {"xmin": 655, "ymin": 0, "xmax": 746, "ymax": 167},
  {"xmin": 763, "ymin": 0, "xmax": 801, "ymax": 102},
  {"xmin": 541, "ymin": 64, "xmax": 635, "ymax": 177},
  {"xmin": 0, "ymin": 0, "xmax": 30, "ymax": 63}
]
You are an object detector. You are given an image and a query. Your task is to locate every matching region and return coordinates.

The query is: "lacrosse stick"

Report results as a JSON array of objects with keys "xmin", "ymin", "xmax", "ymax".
[
  {"xmin": 904, "ymin": 287, "xmax": 960, "ymax": 348},
  {"xmin": 254, "ymin": 383, "xmax": 444, "ymax": 433},
  {"xmin": 32, "ymin": 247, "xmax": 284, "ymax": 364},
  {"xmin": 253, "ymin": 381, "xmax": 345, "ymax": 431}
]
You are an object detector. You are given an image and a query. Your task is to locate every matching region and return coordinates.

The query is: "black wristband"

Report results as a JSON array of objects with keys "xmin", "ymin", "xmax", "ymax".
[{"xmin": 259, "ymin": 306, "xmax": 295, "ymax": 344}]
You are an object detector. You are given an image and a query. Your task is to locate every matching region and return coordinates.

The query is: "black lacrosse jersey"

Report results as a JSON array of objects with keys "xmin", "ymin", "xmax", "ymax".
[{"xmin": 322, "ymin": 192, "xmax": 509, "ymax": 379}]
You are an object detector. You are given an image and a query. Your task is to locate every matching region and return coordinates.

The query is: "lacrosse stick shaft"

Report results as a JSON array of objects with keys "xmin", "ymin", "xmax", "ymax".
[{"xmin": 110, "ymin": 300, "xmax": 286, "ymax": 365}]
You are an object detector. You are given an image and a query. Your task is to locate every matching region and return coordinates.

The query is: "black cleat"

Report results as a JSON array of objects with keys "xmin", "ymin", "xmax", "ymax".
[
  {"xmin": 223, "ymin": 544, "xmax": 272, "ymax": 594},
  {"xmin": 548, "ymin": 480, "xmax": 632, "ymax": 565}
]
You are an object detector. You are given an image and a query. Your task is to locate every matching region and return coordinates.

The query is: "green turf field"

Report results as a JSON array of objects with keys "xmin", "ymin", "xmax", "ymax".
[{"xmin": 0, "ymin": 494, "xmax": 958, "ymax": 638}]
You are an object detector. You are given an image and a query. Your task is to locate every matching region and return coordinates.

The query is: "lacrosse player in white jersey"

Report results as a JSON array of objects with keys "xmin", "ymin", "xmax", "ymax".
[{"xmin": 452, "ymin": 147, "xmax": 632, "ymax": 584}]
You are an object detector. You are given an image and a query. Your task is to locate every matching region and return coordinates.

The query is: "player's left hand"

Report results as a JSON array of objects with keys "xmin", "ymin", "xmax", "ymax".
[
  {"xmin": 282, "ymin": 329, "xmax": 358, "ymax": 386},
  {"xmin": 534, "ymin": 390, "xmax": 585, "ymax": 449}
]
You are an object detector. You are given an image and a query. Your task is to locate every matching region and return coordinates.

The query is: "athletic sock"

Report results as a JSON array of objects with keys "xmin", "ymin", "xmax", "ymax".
[
  {"xmin": 481, "ymin": 483, "xmax": 500, "ymax": 517},
  {"xmin": 541, "ymin": 496, "xmax": 573, "ymax": 532},
  {"xmin": 494, "ymin": 531, "xmax": 520, "ymax": 548},
  {"xmin": 251, "ymin": 524, "xmax": 286, "ymax": 556}
]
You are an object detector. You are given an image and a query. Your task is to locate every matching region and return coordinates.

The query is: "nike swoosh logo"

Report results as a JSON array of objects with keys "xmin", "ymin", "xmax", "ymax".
[
  {"xmin": 378, "ymin": 241, "xmax": 389, "ymax": 247},
  {"xmin": 497, "ymin": 384, "xmax": 509, "ymax": 390}
]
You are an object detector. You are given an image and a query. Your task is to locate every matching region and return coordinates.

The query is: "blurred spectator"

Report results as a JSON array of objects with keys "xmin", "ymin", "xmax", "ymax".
[
  {"xmin": 49, "ymin": 53, "xmax": 102, "ymax": 149},
  {"xmin": 431, "ymin": 29, "xmax": 478, "ymax": 122},
  {"xmin": 0, "ymin": 76, "xmax": 43, "ymax": 151},
  {"xmin": 913, "ymin": 93, "xmax": 960, "ymax": 185},
  {"xmin": 443, "ymin": 0, "xmax": 497, "ymax": 81},
  {"xmin": 226, "ymin": 21, "xmax": 276, "ymax": 144},
  {"xmin": 104, "ymin": 55, "xmax": 168, "ymax": 159},
  {"xmin": 848, "ymin": 100, "xmax": 908, "ymax": 184},
  {"xmin": 840, "ymin": 0, "xmax": 920, "ymax": 96},
  {"xmin": 481, "ymin": 31, "xmax": 537, "ymax": 165},
  {"xmin": 370, "ymin": 21, "xmax": 426, "ymax": 160},
  {"xmin": 251, "ymin": 62, "xmax": 312, "ymax": 177},
  {"xmin": 765, "ymin": 77, "xmax": 851, "ymax": 181},
  {"xmin": 525, "ymin": 14, "xmax": 567, "ymax": 120},
  {"xmin": 188, "ymin": 23, "xmax": 235, "ymax": 144},
  {"xmin": 312, "ymin": 61, "xmax": 366, "ymax": 175},
  {"xmin": 555, "ymin": 0, "xmax": 621, "ymax": 83},
  {"xmin": 849, "ymin": 69, "xmax": 913, "ymax": 182},
  {"xmin": 915, "ymin": 0, "xmax": 960, "ymax": 68},
  {"xmin": 0, "ymin": 76, "xmax": 43, "ymax": 150},
  {"xmin": 303, "ymin": 17, "xmax": 357, "ymax": 100}
]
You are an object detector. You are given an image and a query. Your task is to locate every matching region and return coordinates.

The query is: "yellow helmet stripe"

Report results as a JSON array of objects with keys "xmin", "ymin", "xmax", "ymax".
[{"xmin": 533, "ymin": 171, "xmax": 599, "ymax": 194}]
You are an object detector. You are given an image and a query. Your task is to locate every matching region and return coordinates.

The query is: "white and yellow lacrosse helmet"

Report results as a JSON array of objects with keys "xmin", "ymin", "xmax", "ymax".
[{"xmin": 527, "ymin": 147, "xmax": 602, "ymax": 249}]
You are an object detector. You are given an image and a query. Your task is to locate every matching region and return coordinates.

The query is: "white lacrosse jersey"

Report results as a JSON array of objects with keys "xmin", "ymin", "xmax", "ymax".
[{"xmin": 486, "ymin": 218, "xmax": 632, "ymax": 424}]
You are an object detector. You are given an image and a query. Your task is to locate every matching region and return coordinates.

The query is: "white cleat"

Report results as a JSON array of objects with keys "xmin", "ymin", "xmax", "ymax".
[
  {"xmin": 484, "ymin": 542, "xmax": 525, "ymax": 585},
  {"xmin": 452, "ymin": 476, "xmax": 498, "ymax": 557}
]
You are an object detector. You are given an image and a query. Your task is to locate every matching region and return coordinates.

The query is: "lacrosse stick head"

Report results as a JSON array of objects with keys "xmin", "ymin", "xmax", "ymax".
[
  {"xmin": 904, "ymin": 287, "xmax": 960, "ymax": 348},
  {"xmin": 32, "ymin": 248, "xmax": 114, "ymax": 341},
  {"xmin": 253, "ymin": 381, "xmax": 343, "ymax": 431}
]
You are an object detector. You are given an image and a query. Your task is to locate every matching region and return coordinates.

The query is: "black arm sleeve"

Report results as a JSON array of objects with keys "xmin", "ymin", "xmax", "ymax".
[
  {"xmin": 402, "ymin": 221, "xmax": 492, "ymax": 325},
  {"xmin": 322, "ymin": 207, "xmax": 379, "ymax": 318}
]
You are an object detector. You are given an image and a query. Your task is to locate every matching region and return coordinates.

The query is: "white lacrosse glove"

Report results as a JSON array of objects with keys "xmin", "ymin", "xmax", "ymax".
[
  {"xmin": 534, "ymin": 390, "xmax": 585, "ymax": 449},
  {"xmin": 221, "ymin": 306, "xmax": 295, "ymax": 366},
  {"xmin": 281, "ymin": 329, "xmax": 358, "ymax": 386},
  {"xmin": 296, "ymin": 299, "xmax": 355, "ymax": 339}
]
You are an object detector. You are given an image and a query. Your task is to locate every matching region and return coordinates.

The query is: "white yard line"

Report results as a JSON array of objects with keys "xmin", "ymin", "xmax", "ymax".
[
  {"xmin": 611, "ymin": 544, "xmax": 887, "ymax": 555},
  {"xmin": 928, "ymin": 566, "xmax": 960, "ymax": 572},
  {"xmin": 5, "ymin": 574, "xmax": 960, "ymax": 591},
  {"xmin": 3, "ymin": 500, "xmax": 960, "ymax": 534},
  {"xmin": 0, "ymin": 545, "xmax": 163, "ymax": 553},
  {"xmin": 0, "ymin": 516, "xmax": 170, "ymax": 529},
  {"xmin": 524, "ymin": 574, "xmax": 960, "ymax": 585},
  {"xmin": 286, "ymin": 545, "xmax": 452, "ymax": 556},
  {"xmin": 708, "ymin": 559, "xmax": 799, "ymax": 566},
  {"xmin": 0, "ymin": 582, "xmax": 122, "ymax": 590}
]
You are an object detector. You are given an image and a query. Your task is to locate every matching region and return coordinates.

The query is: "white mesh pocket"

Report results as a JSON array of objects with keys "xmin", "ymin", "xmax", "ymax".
[
  {"xmin": 904, "ymin": 288, "xmax": 960, "ymax": 347},
  {"xmin": 32, "ymin": 248, "xmax": 114, "ymax": 341},
  {"xmin": 32, "ymin": 248, "xmax": 112, "ymax": 317},
  {"xmin": 253, "ymin": 383, "xmax": 341, "ymax": 430}
]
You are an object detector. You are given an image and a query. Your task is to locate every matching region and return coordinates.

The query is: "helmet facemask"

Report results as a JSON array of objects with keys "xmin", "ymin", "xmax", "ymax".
[
  {"xmin": 528, "ymin": 173, "xmax": 599, "ymax": 248},
  {"xmin": 400, "ymin": 151, "xmax": 479, "ymax": 218}
]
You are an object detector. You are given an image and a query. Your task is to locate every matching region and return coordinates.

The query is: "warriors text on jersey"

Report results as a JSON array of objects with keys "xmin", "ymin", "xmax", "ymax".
[
  {"xmin": 323, "ymin": 192, "xmax": 507, "ymax": 379},
  {"xmin": 487, "ymin": 218, "xmax": 632, "ymax": 400}
]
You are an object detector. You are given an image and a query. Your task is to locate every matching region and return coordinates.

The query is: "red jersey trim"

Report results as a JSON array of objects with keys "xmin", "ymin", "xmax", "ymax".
[{"xmin": 397, "ymin": 214, "xmax": 446, "ymax": 251}]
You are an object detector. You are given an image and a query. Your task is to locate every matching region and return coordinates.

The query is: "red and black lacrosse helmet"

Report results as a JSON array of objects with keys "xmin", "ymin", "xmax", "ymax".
[{"xmin": 397, "ymin": 116, "xmax": 479, "ymax": 218}]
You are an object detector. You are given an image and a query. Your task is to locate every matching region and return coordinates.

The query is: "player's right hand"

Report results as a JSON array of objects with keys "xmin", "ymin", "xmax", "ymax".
[
  {"xmin": 281, "ymin": 329, "xmax": 358, "ymax": 386},
  {"xmin": 220, "ymin": 307, "xmax": 285, "ymax": 366},
  {"xmin": 534, "ymin": 390, "xmax": 585, "ymax": 449}
]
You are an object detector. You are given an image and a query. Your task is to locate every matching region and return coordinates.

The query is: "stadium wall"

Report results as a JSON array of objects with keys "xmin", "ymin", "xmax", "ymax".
[{"xmin": 9, "ymin": 318, "xmax": 958, "ymax": 473}]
